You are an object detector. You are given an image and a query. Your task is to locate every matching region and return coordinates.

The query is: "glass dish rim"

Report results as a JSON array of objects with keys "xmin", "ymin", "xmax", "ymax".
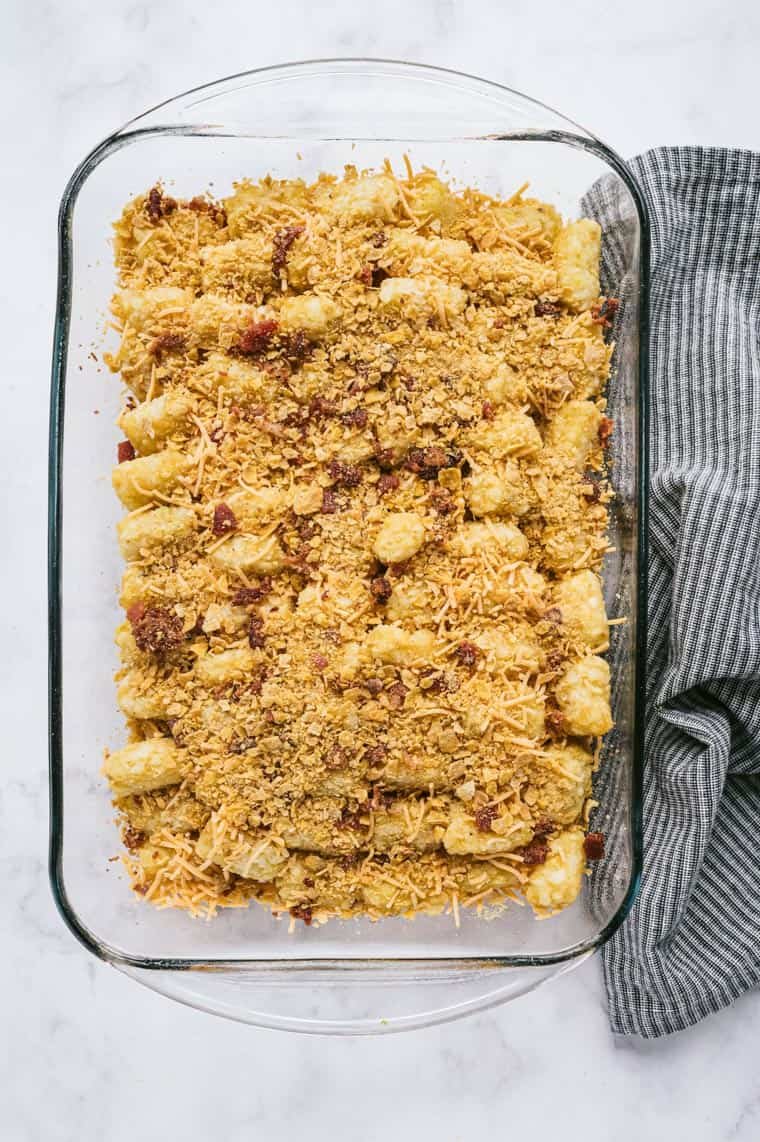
[{"xmin": 48, "ymin": 57, "xmax": 649, "ymax": 974}]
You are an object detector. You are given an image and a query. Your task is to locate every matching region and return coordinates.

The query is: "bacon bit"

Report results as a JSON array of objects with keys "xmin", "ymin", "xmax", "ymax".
[
  {"xmin": 368, "ymin": 785, "xmax": 391, "ymax": 810},
  {"xmin": 308, "ymin": 395, "xmax": 338, "ymax": 420},
  {"xmin": 534, "ymin": 299, "xmax": 561, "ymax": 318},
  {"xmin": 371, "ymin": 231, "xmax": 388, "ymax": 248},
  {"xmin": 591, "ymin": 297, "xmax": 619, "ymax": 328},
  {"xmin": 430, "ymin": 487, "xmax": 455, "ymax": 516},
  {"xmin": 388, "ymin": 560, "xmax": 410, "ymax": 578},
  {"xmin": 148, "ymin": 331, "xmax": 186, "ymax": 359},
  {"xmin": 357, "ymin": 265, "xmax": 372, "ymax": 286},
  {"xmin": 326, "ymin": 744, "xmax": 352, "ymax": 770},
  {"xmin": 320, "ymin": 488, "xmax": 339, "ymax": 514},
  {"xmin": 374, "ymin": 446, "xmax": 397, "ymax": 472},
  {"xmin": 337, "ymin": 806, "xmax": 364, "ymax": 830},
  {"xmin": 481, "ymin": 400, "xmax": 495, "ymax": 420},
  {"xmin": 232, "ymin": 579, "xmax": 272, "ymax": 605},
  {"xmin": 405, "ymin": 446, "xmax": 449, "ymax": 481},
  {"xmin": 370, "ymin": 576, "xmax": 392, "ymax": 604},
  {"xmin": 364, "ymin": 743, "xmax": 388, "ymax": 765},
  {"xmin": 328, "ymin": 459, "xmax": 362, "ymax": 488},
  {"xmin": 145, "ymin": 186, "xmax": 176, "ymax": 223},
  {"xmin": 474, "ymin": 804, "xmax": 499, "ymax": 832},
  {"xmin": 455, "ymin": 640, "xmax": 480, "ymax": 669},
  {"xmin": 581, "ymin": 476, "xmax": 602, "ymax": 504},
  {"xmin": 295, "ymin": 516, "xmax": 318, "ymax": 540},
  {"xmin": 281, "ymin": 329, "xmax": 312, "ymax": 362},
  {"xmin": 123, "ymin": 827, "xmax": 146, "ymax": 851},
  {"xmin": 303, "ymin": 877, "xmax": 315, "ymax": 888},
  {"xmin": 290, "ymin": 904, "xmax": 313, "ymax": 925},
  {"xmin": 545, "ymin": 708, "xmax": 566, "ymax": 736},
  {"xmin": 584, "ymin": 832, "xmax": 605, "ymax": 861},
  {"xmin": 365, "ymin": 677, "xmax": 384, "ymax": 697},
  {"xmin": 399, "ymin": 373, "xmax": 416, "ymax": 392},
  {"xmin": 543, "ymin": 607, "xmax": 562, "ymax": 625},
  {"xmin": 517, "ymin": 837, "xmax": 549, "ymax": 866},
  {"xmin": 387, "ymin": 682, "xmax": 409, "ymax": 709},
  {"xmin": 186, "ymin": 196, "xmax": 227, "ymax": 226},
  {"xmin": 126, "ymin": 601, "xmax": 146, "ymax": 625},
  {"xmin": 272, "ymin": 224, "xmax": 305, "ymax": 276},
  {"xmin": 312, "ymin": 653, "xmax": 329, "ymax": 671},
  {"xmin": 248, "ymin": 616, "xmax": 266, "ymax": 649},
  {"xmin": 212, "ymin": 502, "xmax": 237, "ymax": 537},
  {"xmin": 130, "ymin": 606, "xmax": 184, "ymax": 655},
  {"xmin": 249, "ymin": 670, "xmax": 266, "ymax": 696},
  {"xmin": 419, "ymin": 667, "xmax": 446, "ymax": 694},
  {"xmin": 341, "ymin": 407, "xmax": 368, "ymax": 430},
  {"xmin": 534, "ymin": 818, "xmax": 554, "ymax": 838},
  {"xmin": 545, "ymin": 650, "xmax": 564, "ymax": 672},
  {"xmin": 209, "ymin": 426, "xmax": 225, "ymax": 445},
  {"xmin": 599, "ymin": 417, "xmax": 613, "ymax": 449},
  {"xmin": 377, "ymin": 473, "xmax": 400, "ymax": 497},
  {"xmin": 117, "ymin": 440, "xmax": 135, "ymax": 464},
  {"xmin": 237, "ymin": 319, "xmax": 279, "ymax": 356}
]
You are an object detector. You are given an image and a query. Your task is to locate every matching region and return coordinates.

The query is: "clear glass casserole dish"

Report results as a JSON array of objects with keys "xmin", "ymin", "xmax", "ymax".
[{"xmin": 49, "ymin": 59, "xmax": 648, "ymax": 1034}]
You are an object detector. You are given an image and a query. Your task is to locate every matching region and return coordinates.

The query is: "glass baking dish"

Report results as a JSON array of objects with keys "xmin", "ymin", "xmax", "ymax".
[{"xmin": 49, "ymin": 59, "xmax": 648, "ymax": 1034}]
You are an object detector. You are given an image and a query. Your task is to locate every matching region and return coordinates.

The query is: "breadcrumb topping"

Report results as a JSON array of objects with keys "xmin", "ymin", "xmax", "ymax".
[{"xmin": 103, "ymin": 163, "xmax": 615, "ymax": 924}]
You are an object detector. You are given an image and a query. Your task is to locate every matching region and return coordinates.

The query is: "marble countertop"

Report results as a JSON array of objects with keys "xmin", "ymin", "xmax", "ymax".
[{"xmin": 5, "ymin": 0, "xmax": 760, "ymax": 1137}]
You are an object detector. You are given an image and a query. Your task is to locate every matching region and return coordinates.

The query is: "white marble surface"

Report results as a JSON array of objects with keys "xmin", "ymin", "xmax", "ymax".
[{"xmin": 4, "ymin": 0, "xmax": 760, "ymax": 1137}]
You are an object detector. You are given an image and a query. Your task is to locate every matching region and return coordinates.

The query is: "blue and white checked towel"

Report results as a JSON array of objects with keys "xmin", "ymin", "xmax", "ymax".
[{"xmin": 590, "ymin": 148, "xmax": 760, "ymax": 1037}]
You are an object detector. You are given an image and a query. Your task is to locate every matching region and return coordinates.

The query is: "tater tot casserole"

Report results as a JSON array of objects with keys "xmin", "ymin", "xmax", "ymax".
[{"xmin": 103, "ymin": 162, "xmax": 617, "ymax": 925}]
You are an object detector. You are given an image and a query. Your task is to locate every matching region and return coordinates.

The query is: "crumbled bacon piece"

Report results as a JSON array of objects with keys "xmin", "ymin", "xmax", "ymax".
[
  {"xmin": 430, "ymin": 487, "xmax": 455, "ymax": 516},
  {"xmin": 598, "ymin": 417, "xmax": 613, "ymax": 449},
  {"xmin": 545, "ymin": 650, "xmax": 564, "ymax": 672},
  {"xmin": 543, "ymin": 607, "xmax": 562, "ymax": 625},
  {"xmin": 248, "ymin": 616, "xmax": 266, "ymax": 649},
  {"xmin": 371, "ymin": 231, "xmax": 388, "ymax": 248},
  {"xmin": 282, "ymin": 329, "xmax": 312, "ymax": 362},
  {"xmin": 474, "ymin": 804, "xmax": 499, "ymax": 832},
  {"xmin": 290, "ymin": 904, "xmax": 313, "ymax": 925},
  {"xmin": 455, "ymin": 640, "xmax": 480, "ymax": 669},
  {"xmin": 374, "ymin": 446, "xmax": 396, "ymax": 471},
  {"xmin": 584, "ymin": 832, "xmax": 605, "ymax": 861},
  {"xmin": 591, "ymin": 297, "xmax": 619, "ymax": 328},
  {"xmin": 534, "ymin": 299, "xmax": 561, "ymax": 318},
  {"xmin": 126, "ymin": 602, "xmax": 146, "ymax": 625},
  {"xmin": 271, "ymin": 224, "xmax": 305, "ymax": 276},
  {"xmin": 341, "ymin": 407, "xmax": 368, "ymax": 429},
  {"xmin": 117, "ymin": 440, "xmax": 135, "ymax": 463},
  {"xmin": 328, "ymin": 459, "xmax": 362, "ymax": 488},
  {"xmin": 581, "ymin": 475, "xmax": 602, "ymax": 503},
  {"xmin": 232, "ymin": 579, "xmax": 271, "ymax": 605},
  {"xmin": 370, "ymin": 576, "xmax": 392, "ymax": 604},
  {"xmin": 237, "ymin": 319, "xmax": 279, "ymax": 356},
  {"xmin": 123, "ymin": 827, "xmax": 146, "ymax": 851},
  {"xmin": 481, "ymin": 400, "xmax": 495, "ymax": 420},
  {"xmin": 377, "ymin": 473, "xmax": 400, "ymax": 497},
  {"xmin": 295, "ymin": 517, "xmax": 318, "ymax": 540},
  {"xmin": 130, "ymin": 606, "xmax": 184, "ymax": 655},
  {"xmin": 368, "ymin": 785, "xmax": 391, "ymax": 810},
  {"xmin": 145, "ymin": 186, "xmax": 176, "ymax": 223},
  {"xmin": 365, "ymin": 678, "xmax": 384, "ymax": 697},
  {"xmin": 308, "ymin": 395, "xmax": 338, "ymax": 420},
  {"xmin": 312, "ymin": 653, "xmax": 329, "ymax": 671},
  {"xmin": 533, "ymin": 818, "xmax": 554, "ymax": 838},
  {"xmin": 518, "ymin": 838, "xmax": 549, "ymax": 866},
  {"xmin": 388, "ymin": 561, "xmax": 410, "ymax": 578},
  {"xmin": 545, "ymin": 708, "xmax": 566, "ymax": 736},
  {"xmin": 320, "ymin": 488, "xmax": 339, "ymax": 514},
  {"xmin": 337, "ymin": 806, "xmax": 364, "ymax": 830},
  {"xmin": 212, "ymin": 502, "xmax": 237, "ymax": 537},
  {"xmin": 186, "ymin": 196, "xmax": 227, "ymax": 226},
  {"xmin": 405, "ymin": 446, "xmax": 449, "ymax": 481},
  {"xmin": 386, "ymin": 682, "xmax": 408, "ymax": 709},
  {"xmin": 364, "ymin": 743, "xmax": 388, "ymax": 765},
  {"xmin": 326, "ymin": 745, "xmax": 351, "ymax": 769},
  {"xmin": 148, "ymin": 331, "xmax": 186, "ymax": 358},
  {"xmin": 357, "ymin": 265, "xmax": 372, "ymax": 286}
]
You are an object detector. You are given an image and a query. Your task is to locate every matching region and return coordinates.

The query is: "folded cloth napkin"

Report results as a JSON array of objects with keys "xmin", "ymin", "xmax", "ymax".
[{"xmin": 587, "ymin": 147, "xmax": 760, "ymax": 1037}]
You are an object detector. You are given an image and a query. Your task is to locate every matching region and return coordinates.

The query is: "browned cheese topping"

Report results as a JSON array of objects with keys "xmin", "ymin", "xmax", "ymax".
[{"xmin": 102, "ymin": 163, "xmax": 617, "ymax": 924}]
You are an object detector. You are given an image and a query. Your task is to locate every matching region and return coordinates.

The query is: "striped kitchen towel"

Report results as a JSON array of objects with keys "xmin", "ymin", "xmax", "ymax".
[{"xmin": 587, "ymin": 148, "xmax": 760, "ymax": 1037}]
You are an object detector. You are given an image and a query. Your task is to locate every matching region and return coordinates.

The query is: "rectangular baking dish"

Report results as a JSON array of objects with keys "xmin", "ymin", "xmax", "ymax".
[{"xmin": 49, "ymin": 60, "xmax": 647, "ymax": 1033}]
